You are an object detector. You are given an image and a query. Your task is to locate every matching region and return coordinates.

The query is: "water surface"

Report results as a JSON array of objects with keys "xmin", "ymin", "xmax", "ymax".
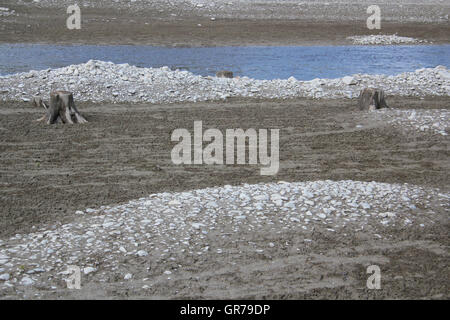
[{"xmin": 0, "ymin": 44, "xmax": 448, "ymax": 80}]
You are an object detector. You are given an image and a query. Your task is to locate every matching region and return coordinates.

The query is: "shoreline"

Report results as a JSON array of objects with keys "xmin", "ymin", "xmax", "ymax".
[{"xmin": 1, "ymin": 61, "xmax": 448, "ymax": 104}]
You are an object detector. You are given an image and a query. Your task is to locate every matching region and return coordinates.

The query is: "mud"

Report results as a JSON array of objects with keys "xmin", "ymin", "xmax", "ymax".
[
  {"xmin": 0, "ymin": 4, "xmax": 449, "ymax": 46},
  {"xmin": 0, "ymin": 96, "xmax": 449, "ymax": 299}
]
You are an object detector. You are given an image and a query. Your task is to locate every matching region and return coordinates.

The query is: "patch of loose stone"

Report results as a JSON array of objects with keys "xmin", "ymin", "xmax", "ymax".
[
  {"xmin": 0, "ymin": 7, "xmax": 15, "ymax": 17},
  {"xmin": 0, "ymin": 61, "xmax": 448, "ymax": 104},
  {"xmin": 347, "ymin": 35, "xmax": 428, "ymax": 45},
  {"xmin": 371, "ymin": 108, "xmax": 449, "ymax": 136},
  {"xmin": 0, "ymin": 180, "xmax": 448, "ymax": 291},
  {"xmin": 12, "ymin": 0, "xmax": 450, "ymax": 22}
]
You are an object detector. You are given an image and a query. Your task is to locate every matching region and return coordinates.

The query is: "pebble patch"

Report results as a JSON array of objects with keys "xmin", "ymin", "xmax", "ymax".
[
  {"xmin": 0, "ymin": 180, "xmax": 448, "ymax": 291},
  {"xmin": 0, "ymin": 61, "xmax": 448, "ymax": 104},
  {"xmin": 373, "ymin": 108, "xmax": 449, "ymax": 136},
  {"xmin": 347, "ymin": 35, "xmax": 427, "ymax": 45}
]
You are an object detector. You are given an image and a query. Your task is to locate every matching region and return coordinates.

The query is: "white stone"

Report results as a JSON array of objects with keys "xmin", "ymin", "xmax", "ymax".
[
  {"xmin": 342, "ymin": 76, "xmax": 357, "ymax": 85},
  {"xmin": 192, "ymin": 223, "xmax": 205, "ymax": 229},
  {"xmin": 20, "ymin": 277, "xmax": 34, "ymax": 286},
  {"xmin": 83, "ymin": 267, "xmax": 97, "ymax": 275},
  {"xmin": 0, "ymin": 273, "xmax": 10, "ymax": 281},
  {"xmin": 124, "ymin": 273, "xmax": 132, "ymax": 280},
  {"xmin": 137, "ymin": 250, "xmax": 148, "ymax": 257}
]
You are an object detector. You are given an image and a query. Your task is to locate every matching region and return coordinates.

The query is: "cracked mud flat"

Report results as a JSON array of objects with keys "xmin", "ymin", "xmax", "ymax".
[{"xmin": 0, "ymin": 96, "xmax": 449, "ymax": 299}]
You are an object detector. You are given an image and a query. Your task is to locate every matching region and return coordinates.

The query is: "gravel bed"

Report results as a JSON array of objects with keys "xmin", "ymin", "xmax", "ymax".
[
  {"xmin": 0, "ymin": 7, "xmax": 15, "ymax": 17},
  {"xmin": 347, "ymin": 35, "xmax": 428, "ymax": 45},
  {"xmin": 372, "ymin": 108, "xmax": 449, "ymax": 136},
  {"xmin": 0, "ymin": 61, "xmax": 449, "ymax": 104},
  {"xmin": 0, "ymin": 180, "xmax": 448, "ymax": 290}
]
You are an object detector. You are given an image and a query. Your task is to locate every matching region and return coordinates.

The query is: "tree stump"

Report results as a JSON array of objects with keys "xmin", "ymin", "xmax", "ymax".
[
  {"xmin": 32, "ymin": 96, "xmax": 48, "ymax": 110},
  {"xmin": 358, "ymin": 88, "xmax": 389, "ymax": 111},
  {"xmin": 216, "ymin": 70, "xmax": 233, "ymax": 78},
  {"xmin": 35, "ymin": 91, "xmax": 87, "ymax": 124}
]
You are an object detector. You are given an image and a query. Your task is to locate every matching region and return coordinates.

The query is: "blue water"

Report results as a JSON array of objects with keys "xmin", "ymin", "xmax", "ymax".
[{"xmin": 0, "ymin": 44, "xmax": 449, "ymax": 80}]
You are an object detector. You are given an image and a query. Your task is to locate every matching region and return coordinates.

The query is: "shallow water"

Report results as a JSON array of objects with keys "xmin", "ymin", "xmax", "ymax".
[{"xmin": 0, "ymin": 44, "xmax": 449, "ymax": 80}]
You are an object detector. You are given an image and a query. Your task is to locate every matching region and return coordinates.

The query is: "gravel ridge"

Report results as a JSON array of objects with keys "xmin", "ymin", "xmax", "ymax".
[{"xmin": 1, "ymin": 61, "xmax": 449, "ymax": 104}]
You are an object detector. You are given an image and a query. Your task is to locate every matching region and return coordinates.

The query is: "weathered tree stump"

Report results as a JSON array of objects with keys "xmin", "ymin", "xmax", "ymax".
[
  {"xmin": 34, "ymin": 91, "xmax": 87, "ymax": 124},
  {"xmin": 216, "ymin": 70, "xmax": 233, "ymax": 78},
  {"xmin": 32, "ymin": 96, "xmax": 48, "ymax": 110},
  {"xmin": 358, "ymin": 88, "xmax": 389, "ymax": 111}
]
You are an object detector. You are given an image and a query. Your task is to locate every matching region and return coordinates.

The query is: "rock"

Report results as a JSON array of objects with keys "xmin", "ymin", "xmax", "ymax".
[
  {"xmin": 136, "ymin": 250, "xmax": 148, "ymax": 257},
  {"xmin": 83, "ymin": 267, "xmax": 97, "ymax": 275},
  {"xmin": 27, "ymin": 268, "xmax": 45, "ymax": 274},
  {"xmin": 124, "ymin": 273, "xmax": 132, "ymax": 280},
  {"xmin": 254, "ymin": 194, "xmax": 269, "ymax": 201},
  {"xmin": 342, "ymin": 76, "xmax": 357, "ymax": 85},
  {"xmin": 303, "ymin": 191, "xmax": 314, "ymax": 199},
  {"xmin": 438, "ymin": 70, "xmax": 450, "ymax": 80},
  {"xmin": 0, "ymin": 273, "xmax": 10, "ymax": 281},
  {"xmin": 0, "ymin": 254, "xmax": 9, "ymax": 265},
  {"xmin": 102, "ymin": 222, "xmax": 115, "ymax": 228},
  {"xmin": 168, "ymin": 200, "xmax": 181, "ymax": 206},
  {"xmin": 192, "ymin": 223, "xmax": 206, "ymax": 229},
  {"xmin": 361, "ymin": 202, "xmax": 371, "ymax": 209},
  {"xmin": 20, "ymin": 277, "xmax": 34, "ymax": 286}
]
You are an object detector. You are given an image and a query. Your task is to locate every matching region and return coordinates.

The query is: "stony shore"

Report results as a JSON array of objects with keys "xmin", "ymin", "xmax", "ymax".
[
  {"xmin": 346, "ymin": 35, "xmax": 428, "ymax": 45},
  {"xmin": 1, "ymin": 61, "xmax": 449, "ymax": 104},
  {"xmin": 0, "ymin": 180, "xmax": 448, "ymax": 296}
]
